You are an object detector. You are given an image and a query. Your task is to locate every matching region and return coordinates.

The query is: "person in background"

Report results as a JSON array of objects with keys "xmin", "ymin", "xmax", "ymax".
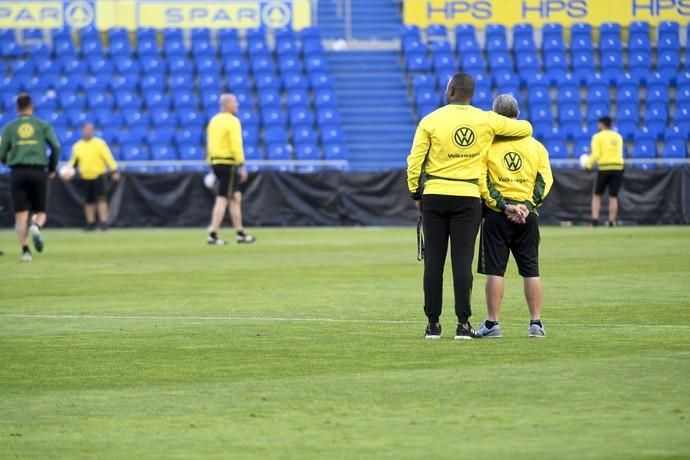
[
  {"xmin": 584, "ymin": 116, "xmax": 624, "ymax": 226},
  {"xmin": 406, "ymin": 73, "xmax": 533, "ymax": 340},
  {"xmin": 66, "ymin": 122, "xmax": 121, "ymax": 231},
  {"xmin": 206, "ymin": 93, "xmax": 255, "ymax": 245},
  {"xmin": 0, "ymin": 93, "xmax": 60, "ymax": 262},
  {"xmin": 476, "ymin": 94, "xmax": 554, "ymax": 339}
]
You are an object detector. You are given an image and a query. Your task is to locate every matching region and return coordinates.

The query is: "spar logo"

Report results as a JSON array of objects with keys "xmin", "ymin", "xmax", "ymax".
[
  {"xmin": 452, "ymin": 126, "xmax": 476, "ymax": 148},
  {"xmin": 503, "ymin": 151, "xmax": 523, "ymax": 172},
  {"xmin": 64, "ymin": 1, "xmax": 95, "ymax": 29}
]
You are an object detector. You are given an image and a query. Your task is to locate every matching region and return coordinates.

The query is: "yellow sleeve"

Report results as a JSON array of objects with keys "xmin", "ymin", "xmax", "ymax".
[
  {"xmin": 488, "ymin": 112, "xmax": 533, "ymax": 137},
  {"xmin": 228, "ymin": 117, "xmax": 245, "ymax": 165},
  {"xmin": 533, "ymin": 144, "xmax": 553, "ymax": 207},
  {"xmin": 478, "ymin": 150, "xmax": 489, "ymax": 201},
  {"xmin": 406, "ymin": 121, "xmax": 430, "ymax": 199},
  {"xmin": 101, "ymin": 140, "xmax": 118, "ymax": 171},
  {"xmin": 586, "ymin": 135, "xmax": 600, "ymax": 170}
]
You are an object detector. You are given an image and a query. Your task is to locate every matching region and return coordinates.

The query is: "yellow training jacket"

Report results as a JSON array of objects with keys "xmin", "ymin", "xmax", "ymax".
[
  {"xmin": 407, "ymin": 103, "xmax": 533, "ymax": 199},
  {"xmin": 585, "ymin": 129, "xmax": 624, "ymax": 171},
  {"xmin": 480, "ymin": 136, "xmax": 553, "ymax": 213},
  {"xmin": 68, "ymin": 137, "xmax": 117, "ymax": 180},
  {"xmin": 206, "ymin": 112, "xmax": 245, "ymax": 165}
]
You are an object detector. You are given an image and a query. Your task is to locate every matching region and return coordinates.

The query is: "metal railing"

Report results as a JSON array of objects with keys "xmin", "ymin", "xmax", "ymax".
[{"xmin": 115, "ymin": 159, "xmax": 349, "ymax": 170}]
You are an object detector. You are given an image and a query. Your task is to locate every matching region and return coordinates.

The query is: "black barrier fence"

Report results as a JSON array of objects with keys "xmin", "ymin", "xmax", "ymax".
[{"xmin": 0, "ymin": 169, "xmax": 688, "ymax": 227}]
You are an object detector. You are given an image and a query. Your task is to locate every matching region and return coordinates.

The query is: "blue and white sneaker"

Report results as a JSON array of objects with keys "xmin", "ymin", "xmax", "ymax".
[
  {"xmin": 29, "ymin": 224, "xmax": 44, "ymax": 253},
  {"xmin": 475, "ymin": 321, "xmax": 503, "ymax": 338},
  {"xmin": 528, "ymin": 322, "xmax": 546, "ymax": 338}
]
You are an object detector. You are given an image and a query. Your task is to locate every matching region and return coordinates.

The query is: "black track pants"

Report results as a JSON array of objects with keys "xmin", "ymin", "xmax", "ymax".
[{"xmin": 421, "ymin": 194, "xmax": 482, "ymax": 324}]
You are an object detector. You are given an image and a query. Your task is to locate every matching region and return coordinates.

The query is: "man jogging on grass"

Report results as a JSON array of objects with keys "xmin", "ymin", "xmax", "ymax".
[{"xmin": 0, "ymin": 93, "xmax": 61, "ymax": 262}]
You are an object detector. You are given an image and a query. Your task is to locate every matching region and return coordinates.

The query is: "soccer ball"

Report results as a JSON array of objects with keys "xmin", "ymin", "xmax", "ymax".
[
  {"xmin": 59, "ymin": 165, "xmax": 76, "ymax": 180},
  {"xmin": 203, "ymin": 172, "xmax": 217, "ymax": 189},
  {"xmin": 579, "ymin": 154, "xmax": 590, "ymax": 169}
]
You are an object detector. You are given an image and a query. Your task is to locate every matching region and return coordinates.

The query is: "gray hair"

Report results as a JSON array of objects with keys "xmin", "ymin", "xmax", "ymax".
[{"xmin": 492, "ymin": 94, "xmax": 519, "ymax": 119}]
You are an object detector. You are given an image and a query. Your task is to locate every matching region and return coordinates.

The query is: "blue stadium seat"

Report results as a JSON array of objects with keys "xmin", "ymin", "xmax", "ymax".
[
  {"xmin": 137, "ymin": 38, "xmax": 159, "ymax": 57},
  {"xmin": 486, "ymin": 36, "xmax": 508, "ymax": 54},
  {"xmin": 493, "ymin": 71, "xmax": 520, "ymax": 91},
  {"xmin": 321, "ymin": 125, "xmax": 345, "ymax": 144},
  {"xmin": 220, "ymin": 39, "xmax": 243, "ymax": 56},
  {"xmin": 141, "ymin": 57, "xmax": 166, "ymax": 75},
  {"xmin": 314, "ymin": 90, "xmax": 337, "ymax": 108},
  {"xmin": 632, "ymin": 129, "xmax": 657, "ymax": 166},
  {"xmin": 109, "ymin": 38, "xmax": 132, "ymax": 58},
  {"xmin": 433, "ymin": 53, "xmax": 455, "ymax": 73},
  {"xmin": 173, "ymin": 92, "xmax": 197, "ymax": 110},
  {"xmin": 516, "ymin": 53, "xmax": 540, "ymax": 82},
  {"xmin": 266, "ymin": 144, "xmax": 291, "ymax": 164},
  {"xmin": 406, "ymin": 53, "xmax": 431, "ymax": 72},
  {"xmin": 178, "ymin": 144, "xmax": 204, "ymax": 161},
  {"xmin": 223, "ymin": 56, "xmax": 249, "ymax": 75},
  {"xmin": 628, "ymin": 34, "xmax": 651, "ymax": 53},
  {"xmin": 256, "ymin": 73, "xmax": 281, "ymax": 91},
  {"xmin": 151, "ymin": 144, "xmax": 177, "ymax": 161},
  {"xmin": 401, "ymin": 24, "xmax": 421, "ymax": 40},
  {"xmin": 427, "ymin": 24, "xmax": 448, "ymax": 39},
  {"xmin": 123, "ymin": 110, "xmax": 147, "ymax": 127},
  {"xmin": 264, "ymin": 126, "xmax": 288, "ymax": 144},
  {"xmin": 528, "ymin": 87, "xmax": 550, "ymax": 107},
  {"xmin": 662, "ymin": 139, "xmax": 687, "ymax": 160},
  {"xmin": 195, "ymin": 56, "xmax": 220, "ymax": 74},
  {"xmin": 600, "ymin": 51, "xmax": 623, "ymax": 84},
  {"xmin": 629, "ymin": 21, "xmax": 650, "ymax": 37},
  {"xmin": 284, "ymin": 72, "xmax": 309, "ymax": 91},
  {"xmin": 248, "ymin": 40, "xmax": 270, "ymax": 57},
  {"xmin": 616, "ymin": 76, "xmax": 639, "ymax": 105},
  {"xmin": 228, "ymin": 74, "xmax": 251, "ymax": 92},
  {"xmin": 403, "ymin": 37, "xmax": 425, "ymax": 55},
  {"xmin": 310, "ymin": 73, "xmax": 335, "ymax": 90},
  {"xmin": 276, "ymin": 39, "xmax": 300, "ymax": 57},
  {"xmin": 191, "ymin": 27, "xmax": 211, "ymax": 43},
  {"xmin": 136, "ymin": 27, "xmax": 156, "ymax": 42},
  {"xmin": 542, "ymin": 36, "xmax": 565, "ymax": 53},
  {"xmin": 324, "ymin": 143, "xmax": 348, "ymax": 160},
  {"xmin": 586, "ymin": 75, "xmax": 609, "ymax": 104},
  {"xmin": 163, "ymin": 27, "xmax": 183, "ymax": 43},
  {"xmin": 262, "ymin": 107, "xmax": 287, "ymax": 127},
  {"xmin": 191, "ymin": 40, "xmax": 215, "ymax": 58},
  {"xmin": 289, "ymin": 107, "xmax": 314, "ymax": 127},
  {"xmin": 65, "ymin": 109, "xmax": 87, "ymax": 126},
  {"xmin": 144, "ymin": 92, "xmax": 170, "ymax": 110},
  {"xmin": 198, "ymin": 73, "xmax": 221, "ymax": 91},
  {"xmin": 415, "ymin": 88, "xmax": 439, "ymax": 107},
  {"xmin": 430, "ymin": 40, "xmax": 452, "ymax": 54},
  {"xmin": 587, "ymin": 103, "xmax": 609, "ymax": 125},
  {"xmin": 286, "ymin": 90, "xmax": 309, "ymax": 108},
  {"xmin": 460, "ymin": 52, "xmax": 485, "ymax": 73},
  {"xmin": 81, "ymin": 37, "xmax": 103, "ymax": 55},
  {"xmin": 151, "ymin": 111, "xmax": 176, "ymax": 127},
  {"xmin": 59, "ymin": 93, "xmax": 86, "ymax": 110},
  {"xmin": 544, "ymin": 51, "xmax": 568, "ymax": 84},
  {"xmin": 488, "ymin": 52, "xmax": 512, "ymax": 71},
  {"xmin": 293, "ymin": 125, "xmax": 318, "ymax": 144},
  {"xmin": 251, "ymin": 55, "xmax": 275, "ymax": 74},
  {"xmin": 570, "ymin": 35, "xmax": 593, "ymax": 54},
  {"xmin": 558, "ymin": 103, "xmax": 581, "ymax": 125},
  {"xmin": 472, "ymin": 88, "xmax": 492, "ymax": 110},
  {"xmin": 657, "ymin": 51, "xmax": 680, "ymax": 85},
  {"xmin": 86, "ymin": 91, "xmax": 114, "ymax": 109},
  {"xmin": 175, "ymin": 129, "xmax": 201, "ymax": 145},
  {"xmin": 259, "ymin": 90, "xmax": 280, "ymax": 109},
  {"xmin": 454, "ymin": 24, "xmax": 475, "ymax": 40},
  {"xmin": 278, "ymin": 55, "xmax": 302, "ymax": 74},
  {"xmin": 514, "ymin": 37, "xmax": 537, "ymax": 54},
  {"xmin": 218, "ymin": 29, "xmax": 239, "ymax": 42},
  {"xmin": 647, "ymin": 76, "xmax": 669, "ymax": 104},
  {"xmin": 456, "ymin": 37, "xmax": 480, "ymax": 54},
  {"xmin": 242, "ymin": 125, "xmax": 259, "ymax": 145},
  {"xmin": 168, "ymin": 57, "xmax": 193, "ymax": 74},
  {"xmin": 675, "ymin": 102, "xmax": 690, "ymax": 126},
  {"xmin": 150, "ymin": 127, "xmax": 175, "ymax": 145},
  {"xmin": 115, "ymin": 57, "xmax": 141, "ymax": 75},
  {"xmin": 168, "ymin": 74, "xmax": 193, "ymax": 91},
  {"xmin": 306, "ymin": 56, "xmax": 328, "ymax": 74},
  {"xmin": 545, "ymin": 134, "xmax": 568, "ymax": 159},
  {"xmin": 115, "ymin": 91, "xmax": 142, "ymax": 109},
  {"xmin": 121, "ymin": 144, "xmax": 149, "ymax": 162},
  {"xmin": 317, "ymin": 108, "xmax": 340, "ymax": 126},
  {"xmin": 556, "ymin": 79, "xmax": 579, "ymax": 105},
  {"xmin": 238, "ymin": 110, "xmax": 259, "ymax": 129},
  {"xmin": 303, "ymin": 38, "xmax": 324, "ymax": 56},
  {"xmin": 295, "ymin": 144, "xmax": 321, "ymax": 161}
]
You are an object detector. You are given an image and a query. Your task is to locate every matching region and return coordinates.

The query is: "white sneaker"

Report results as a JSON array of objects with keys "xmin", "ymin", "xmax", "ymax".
[
  {"xmin": 207, "ymin": 236, "xmax": 228, "ymax": 245},
  {"xmin": 236, "ymin": 233, "xmax": 256, "ymax": 244},
  {"xmin": 29, "ymin": 224, "xmax": 44, "ymax": 253},
  {"xmin": 21, "ymin": 251, "xmax": 32, "ymax": 263}
]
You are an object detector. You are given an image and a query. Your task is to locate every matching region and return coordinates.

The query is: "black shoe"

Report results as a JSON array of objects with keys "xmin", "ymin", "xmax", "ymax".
[
  {"xmin": 425, "ymin": 322, "xmax": 442, "ymax": 339},
  {"xmin": 454, "ymin": 322, "xmax": 479, "ymax": 340},
  {"xmin": 607, "ymin": 220, "xmax": 616, "ymax": 227},
  {"xmin": 84, "ymin": 223, "xmax": 97, "ymax": 232},
  {"xmin": 99, "ymin": 222, "xmax": 109, "ymax": 231},
  {"xmin": 236, "ymin": 233, "xmax": 256, "ymax": 244}
]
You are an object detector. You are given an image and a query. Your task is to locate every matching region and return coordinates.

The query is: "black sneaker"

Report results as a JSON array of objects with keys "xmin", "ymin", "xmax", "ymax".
[
  {"xmin": 424, "ymin": 322, "xmax": 442, "ymax": 339},
  {"xmin": 99, "ymin": 222, "xmax": 109, "ymax": 231},
  {"xmin": 454, "ymin": 322, "xmax": 479, "ymax": 340},
  {"xmin": 84, "ymin": 223, "xmax": 97, "ymax": 232},
  {"xmin": 236, "ymin": 233, "xmax": 256, "ymax": 244}
]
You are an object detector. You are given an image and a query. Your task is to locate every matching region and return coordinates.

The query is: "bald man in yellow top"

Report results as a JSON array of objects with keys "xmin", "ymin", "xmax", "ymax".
[
  {"xmin": 67, "ymin": 122, "xmax": 120, "ymax": 231},
  {"xmin": 206, "ymin": 93, "xmax": 255, "ymax": 245}
]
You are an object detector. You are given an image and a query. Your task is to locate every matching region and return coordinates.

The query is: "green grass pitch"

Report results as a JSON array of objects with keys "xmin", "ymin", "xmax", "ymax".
[{"xmin": 1, "ymin": 226, "xmax": 689, "ymax": 459}]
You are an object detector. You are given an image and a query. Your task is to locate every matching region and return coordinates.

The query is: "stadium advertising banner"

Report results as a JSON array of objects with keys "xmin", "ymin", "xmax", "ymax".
[
  {"xmin": 403, "ymin": 0, "xmax": 690, "ymax": 28},
  {"xmin": 0, "ymin": 0, "xmax": 311, "ymax": 29}
]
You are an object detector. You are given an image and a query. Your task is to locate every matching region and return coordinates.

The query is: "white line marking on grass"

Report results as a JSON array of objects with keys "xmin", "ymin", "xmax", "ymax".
[
  {"xmin": 0, "ymin": 313, "xmax": 420, "ymax": 325},
  {"xmin": 1, "ymin": 314, "xmax": 689, "ymax": 330}
]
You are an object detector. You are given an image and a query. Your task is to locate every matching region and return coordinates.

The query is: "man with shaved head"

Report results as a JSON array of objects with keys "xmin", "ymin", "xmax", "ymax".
[
  {"xmin": 407, "ymin": 73, "xmax": 533, "ymax": 340},
  {"xmin": 66, "ymin": 122, "xmax": 120, "ymax": 230},
  {"xmin": 206, "ymin": 93, "xmax": 255, "ymax": 245},
  {"xmin": 476, "ymin": 94, "xmax": 553, "ymax": 338}
]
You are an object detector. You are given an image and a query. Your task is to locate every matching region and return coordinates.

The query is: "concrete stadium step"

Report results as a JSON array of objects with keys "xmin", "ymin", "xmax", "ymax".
[{"xmin": 317, "ymin": 1, "xmax": 402, "ymax": 40}]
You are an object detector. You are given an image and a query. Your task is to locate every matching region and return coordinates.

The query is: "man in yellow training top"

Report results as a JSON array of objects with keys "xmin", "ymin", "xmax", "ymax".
[
  {"xmin": 206, "ymin": 93, "xmax": 255, "ymax": 245},
  {"xmin": 407, "ymin": 73, "xmax": 533, "ymax": 340},
  {"xmin": 584, "ymin": 116, "xmax": 624, "ymax": 226},
  {"xmin": 476, "ymin": 94, "xmax": 553, "ymax": 339},
  {"xmin": 67, "ymin": 123, "xmax": 120, "ymax": 230}
]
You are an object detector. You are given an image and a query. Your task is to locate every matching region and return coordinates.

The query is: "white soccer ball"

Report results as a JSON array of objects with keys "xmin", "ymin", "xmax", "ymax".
[
  {"xmin": 579, "ymin": 154, "xmax": 590, "ymax": 169},
  {"xmin": 203, "ymin": 172, "xmax": 217, "ymax": 189},
  {"xmin": 59, "ymin": 165, "xmax": 76, "ymax": 180}
]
